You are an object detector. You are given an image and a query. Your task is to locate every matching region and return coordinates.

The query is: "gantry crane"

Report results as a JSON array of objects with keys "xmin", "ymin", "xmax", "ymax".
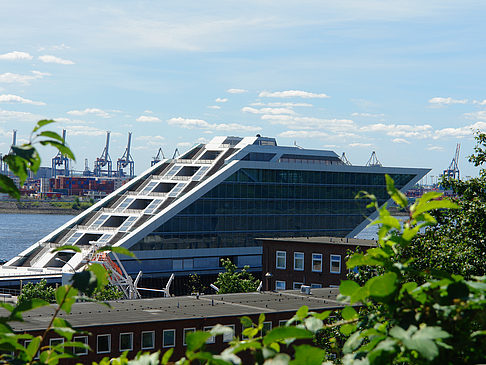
[
  {"xmin": 94, "ymin": 131, "xmax": 112, "ymax": 177},
  {"xmin": 151, "ymin": 148, "xmax": 165, "ymax": 166},
  {"xmin": 51, "ymin": 129, "xmax": 70, "ymax": 177},
  {"xmin": 442, "ymin": 143, "xmax": 460, "ymax": 180},
  {"xmin": 116, "ymin": 132, "xmax": 135, "ymax": 178}
]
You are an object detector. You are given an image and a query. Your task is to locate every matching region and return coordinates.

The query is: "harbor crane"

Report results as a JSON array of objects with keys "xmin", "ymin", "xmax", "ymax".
[
  {"xmin": 172, "ymin": 148, "xmax": 180, "ymax": 159},
  {"xmin": 94, "ymin": 131, "xmax": 113, "ymax": 177},
  {"xmin": 340, "ymin": 152, "xmax": 352, "ymax": 165},
  {"xmin": 1, "ymin": 130, "xmax": 17, "ymax": 175},
  {"xmin": 442, "ymin": 143, "xmax": 460, "ymax": 180},
  {"xmin": 51, "ymin": 129, "xmax": 70, "ymax": 177},
  {"xmin": 151, "ymin": 148, "xmax": 165, "ymax": 166},
  {"xmin": 116, "ymin": 132, "xmax": 135, "ymax": 178},
  {"xmin": 366, "ymin": 151, "xmax": 382, "ymax": 167}
]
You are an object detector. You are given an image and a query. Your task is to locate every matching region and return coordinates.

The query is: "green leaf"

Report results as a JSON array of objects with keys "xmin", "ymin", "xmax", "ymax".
[
  {"xmin": 366, "ymin": 272, "xmax": 398, "ymax": 299},
  {"xmin": 33, "ymin": 119, "xmax": 56, "ymax": 132},
  {"xmin": 161, "ymin": 348, "xmax": 173, "ymax": 364},
  {"xmin": 185, "ymin": 331, "xmax": 212, "ymax": 352},
  {"xmin": 39, "ymin": 140, "xmax": 76, "ymax": 160},
  {"xmin": 0, "ymin": 174, "xmax": 20, "ymax": 200},
  {"xmin": 240, "ymin": 316, "xmax": 253, "ymax": 328},
  {"xmin": 340, "ymin": 323, "xmax": 357, "ymax": 336},
  {"xmin": 3, "ymin": 155, "xmax": 28, "ymax": 184},
  {"xmin": 71, "ymin": 266, "xmax": 107, "ymax": 296},
  {"xmin": 290, "ymin": 344, "xmax": 325, "ymax": 365},
  {"xmin": 25, "ymin": 336, "xmax": 41, "ymax": 360},
  {"xmin": 12, "ymin": 298, "xmax": 49, "ymax": 316},
  {"xmin": 37, "ymin": 130, "xmax": 65, "ymax": 143},
  {"xmin": 97, "ymin": 245, "xmax": 136, "ymax": 258},
  {"xmin": 340, "ymin": 281, "xmax": 360, "ymax": 296},
  {"xmin": 341, "ymin": 306, "xmax": 358, "ymax": 321},
  {"xmin": 51, "ymin": 245, "xmax": 81, "ymax": 253},
  {"xmin": 412, "ymin": 199, "xmax": 459, "ymax": 218},
  {"xmin": 310, "ymin": 310, "xmax": 330, "ymax": 320},
  {"xmin": 296, "ymin": 306, "xmax": 308, "ymax": 319},
  {"xmin": 385, "ymin": 174, "xmax": 408, "ymax": 208},
  {"xmin": 52, "ymin": 317, "xmax": 76, "ymax": 341},
  {"xmin": 263, "ymin": 327, "xmax": 313, "ymax": 346},
  {"xmin": 55, "ymin": 285, "xmax": 78, "ymax": 314},
  {"xmin": 447, "ymin": 281, "xmax": 469, "ymax": 299},
  {"xmin": 343, "ymin": 331, "xmax": 364, "ymax": 354}
]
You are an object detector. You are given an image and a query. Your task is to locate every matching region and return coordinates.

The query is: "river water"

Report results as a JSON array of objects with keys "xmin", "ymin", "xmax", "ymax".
[{"xmin": 0, "ymin": 213, "xmax": 381, "ymax": 262}]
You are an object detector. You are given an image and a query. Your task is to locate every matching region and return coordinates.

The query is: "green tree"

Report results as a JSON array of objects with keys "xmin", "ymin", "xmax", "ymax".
[
  {"xmin": 213, "ymin": 259, "xmax": 260, "ymax": 294},
  {"xmin": 17, "ymin": 279, "xmax": 56, "ymax": 305}
]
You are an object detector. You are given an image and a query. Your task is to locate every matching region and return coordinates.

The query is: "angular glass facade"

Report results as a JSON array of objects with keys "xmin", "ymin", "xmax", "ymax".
[{"xmin": 131, "ymin": 169, "xmax": 415, "ymax": 251}]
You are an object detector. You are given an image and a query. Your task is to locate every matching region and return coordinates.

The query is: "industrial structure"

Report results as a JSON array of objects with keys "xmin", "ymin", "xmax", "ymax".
[
  {"xmin": 151, "ymin": 148, "xmax": 165, "ymax": 166},
  {"xmin": 442, "ymin": 143, "xmax": 461, "ymax": 180},
  {"xmin": 2, "ymin": 135, "xmax": 428, "ymax": 284},
  {"xmin": 116, "ymin": 132, "xmax": 135, "ymax": 178},
  {"xmin": 94, "ymin": 131, "xmax": 113, "ymax": 177},
  {"xmin": 51, "ymin": 129, "xmax": 70, "ymax": 177}
]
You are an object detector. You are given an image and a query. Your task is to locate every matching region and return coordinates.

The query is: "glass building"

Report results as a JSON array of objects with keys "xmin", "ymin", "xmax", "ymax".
[{"xmin": 4, "ymin": 136, "xmax": 428, "ymax": 279}]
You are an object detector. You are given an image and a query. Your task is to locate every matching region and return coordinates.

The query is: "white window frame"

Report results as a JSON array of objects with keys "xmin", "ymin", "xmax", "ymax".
[
  {"xmin": 275, "ymin": 280, "xmax": 286, "ymax": 290},
  {"xmin": 223, "ymin": 324, "xmax": 235, "ymax": 343},
  {"xmin": 204, "ymin": 326, "xmax": 215, "ymax": 344},
  {"xmin": 73, "ymin": 336, "xmax": 88, "ymax": 355},
  {"xmin": 119, "ymin": 332, "xmax": 133, "ymax": 352},
  {"xmin": 97, "ymin": 334, "xmax": 111, "ymax": 354},
  {"xmin": 278, "ymin": 320, "xmax": 287, "ymax": 327},
  {"xmin": 293, "ymin": 282, "xmax": 303, "ymax": 290},
  {"xmin": 262, "ymin": 321, "xmax": 272, "ymax": 336},
  {"xmin": 141, "ymin": 331, "xmax": 155, "ymax": 350},
  {"xmin": 312, "ymin": 253, "xmax": 323, "ymax": 272},
  {"xmin": 183, "ymin": 328, "xmax": 196, "ymax": 346},
  {"xmin": 294, "ymin": 252, "xmax": 304, "ymax": 271},
  {"xmin": 276, "ymin": 251, "xmax": 286, "ymax": 269},
  {"xmin": 330, "ymin": 255, "xmax": 341, "ymax": 274},
  {"xmin": 163, "ymin": 329, "xmax": 176, "ymax": 348}
]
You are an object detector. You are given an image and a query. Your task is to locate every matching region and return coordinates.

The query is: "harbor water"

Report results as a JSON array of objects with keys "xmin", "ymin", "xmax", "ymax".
[{"xmin": 0, "ymin": 213, "xmax": 381, "ymax": 262}]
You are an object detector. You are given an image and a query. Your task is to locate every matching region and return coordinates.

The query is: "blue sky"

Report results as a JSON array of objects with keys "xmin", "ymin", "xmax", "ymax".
[{"xmin": 0, "ymin": 1, "xmax": 485, "ymax": 180}]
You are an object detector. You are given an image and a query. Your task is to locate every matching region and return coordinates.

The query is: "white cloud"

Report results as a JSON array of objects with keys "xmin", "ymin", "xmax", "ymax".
[
  {"xmin": 215, "ymin": 97, "xmax": 228, "ymax": 103},
  {"xmin": 168, "ymin": 117, "xmax": 261, "ymax": 132},
  {"xmin": 473, "ymin": 99, "xmax": 486, "ymax": 106},
  {"xmin": 278, "ymin": 130, "xmax": 328, "ymax": 138},
  {"xmin": 67, "ymin": 108, "xmax": 111, "ymax": 118},
  {"xmin": 428, "ymin": 97, "xmax": 467, "ymax": 105},
  {"xmin": 427, "ymin": 146, "xmax": 444, "ymax": 151},
  {"xmin": 177, "ymin": 142, "xmax": 192, "ymax": 148},
  {"xmin": 0, "ymin": 51, "xmax": 33, "ymax": 61},
  {"xmin": 38, "ymin": 55, "xmax": 75, "ymax": 65},
  {"xmin": 251, "ymin": 102, "xmax": 313, "ymax": 107},
  {"xmin": 392, "ymin": 138, "xmax": 410, "ymax": 144},
  {"xmin": 262, "ymin": 114, "xmax": 356, "ymax": 133},
  {"xmin": 0, "ymin": 71, "xmax": 50, "ymax": 84},
  {"xmin": 242, "ymin": 106, "xmax": 295, "ymax": 115},
  {"xmin": 349, "ymin": 142, "xmax": 373, "ymax": 148},
  {"xmin": 362, "ymin": 123, "xmax": 433, "ymax": 138},
  {"xmin": 0, "ymin": 109, "xmax": 44, "ymax": 122},
  {"xmin": 143, "ymin": 110, "xmax": 153, "ymax": 114},
  {"xmin": 464, "ymin": 111, "xmax": 486, "ymax": 120},
  {"xmin": 434, "ymin": 122, "xmax": 486, "ymax": 139},
  {"xmin": 136, "ymin": 135, "xmax": 165, "ymax": 141},
  {"xmin": 54, "ymin": 117, "xmax": 93, "ymax": 125},
  {"xmin": 136, "ymin": 115, "xmax": 161, "ymax": 122},
  {"xmin": 208, "ymin": 105, "xmax": 221, "ymax": 110},
  {"xmin": 66, "ymin": 125, "xmax": 108, "ymax": 136},
  {"xmin": 351, "ymin": 112, "xmax": 385, "ymax": 118},
  {"xmin": 227, "ymin": 88, "xmax": 247, "ymax": 94},
  {"xmin": 0, "ymin": 94, "xmax": 45, "ymax": 106},
  {"xmin": 259, "ymin": 90, "xmax": 330, "ymax": 99}
]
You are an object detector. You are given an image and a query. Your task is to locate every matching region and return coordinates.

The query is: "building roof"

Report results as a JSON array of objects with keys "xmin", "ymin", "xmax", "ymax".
[
  {"xmin": 7, "ymin": 288, "xmax": 342, "ymax": 332},
  {"xmin": 257, "ymin": 236, "xmax": 377, "ymax": 247}
]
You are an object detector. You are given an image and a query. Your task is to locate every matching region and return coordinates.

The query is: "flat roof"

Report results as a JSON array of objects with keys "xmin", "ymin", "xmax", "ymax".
[
  {"xmin": 257, "ymin": 236, "xmax": 377, "ymax": 247},
  {"xmin": 6, "ymin": 288, "xmax": 342, "ymax": 332}
]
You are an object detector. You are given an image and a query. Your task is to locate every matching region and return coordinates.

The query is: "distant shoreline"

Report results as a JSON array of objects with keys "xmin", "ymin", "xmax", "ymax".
[{"xmin": 0, "ymin": 200, "xmax": 86, "ymax": 215}]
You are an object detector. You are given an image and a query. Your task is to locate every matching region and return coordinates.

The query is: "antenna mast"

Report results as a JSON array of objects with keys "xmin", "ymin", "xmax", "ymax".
[
  {"xmin": 116, "ymin": 132, "xmax": 135, "ymax": 178},
  {"xmin": 365, "ymin": 151, "xmax": 382, "ymax": 167}
]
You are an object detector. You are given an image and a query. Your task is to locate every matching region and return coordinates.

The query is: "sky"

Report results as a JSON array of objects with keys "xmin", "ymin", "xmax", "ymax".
[{"xmin": 0, "ymin": 1, "xmax": 485, "ymax": 181}]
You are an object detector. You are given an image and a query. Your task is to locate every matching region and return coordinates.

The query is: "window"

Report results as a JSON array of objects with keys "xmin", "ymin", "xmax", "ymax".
[
  {"xmin": 276, "ymin": 251, "xmax": 286, "ymax": 269},
  {"xmin": 97, "ymin": 334, "xmax": 111, "ymax": 354},
  {"xmin": 262, "ymin": 322, "xmax": 272, "ymax": 336},
  {"xmin": 73, "ymin": 336, "xmax": 88, "ymax": 355},
  {"xmin": 141, "ymin": 331, "xmax": 155, "ymax": 350},
  {"xmin": 275, "ymin": 280, "xmax": 286, "ymax": 290},
  {"xmin": 223, "ymin": 324, "xmax": 235, "ymax": 343},
  {"xmin": 293, "ymin": 282, "xmax": 303, "ymax": 290},
  {"xmin": 278, "ymin": 320, "xmax": 287, "ymax": 327},
  {"xmin": 119, "ymin": 333, "xmax": 133, "ymax": 352},
  {"xmin": 312, "ymin": 253, "xmax": 322, "ymax": 272},
  {"xmin": 294, "ymin": 252, "xmax": 304, "ymax": 271},
  {"xmin": 49, "ymin": 338, "xmax": 64, "ymax": 352},
  {"xmin": 330, "ymin": 255, "xmax": 341, "ymax": 274},
  {"xmin": 163, "ymin": 329, "xmax": 176, "ymax": 348},
  {"xmin": 204, "ymin": 326, "xmax": 215, "ymax": 344},
  {"xmin": 183, "ymin": 328, "xmax": 195, "ymax": 346},
  {"xmin": 24, "ymin": 340, "xmax": 39, "ymax": 359},
  {"xmin": 311, "ymin": 283, "xmax": 322, "ymax": 289}
]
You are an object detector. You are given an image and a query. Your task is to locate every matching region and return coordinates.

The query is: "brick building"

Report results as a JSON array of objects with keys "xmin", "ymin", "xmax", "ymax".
[
  {"xmin": 7, "ymin": 288, "xmax": 342, "ymax": 364},
  {"xmin": 259, "ymin": 236, "xmax": 376, "ymax": 291}
]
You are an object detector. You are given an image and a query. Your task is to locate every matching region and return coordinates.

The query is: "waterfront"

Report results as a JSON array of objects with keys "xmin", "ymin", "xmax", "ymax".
[{"xmin": 0, "ymin": 213, "xmax": 381, "ymax": 262}]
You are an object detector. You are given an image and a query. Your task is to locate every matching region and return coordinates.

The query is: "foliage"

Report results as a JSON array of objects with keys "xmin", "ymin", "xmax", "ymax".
[
  {"xmin": 186, "ymin": 273, "xmax": 206, "ymax": 294},
  {"xmin": 0, "ymin": 120, "xmax": 75, "ymax": 200},
  {"xmin": 213, "ymin": 259, "xmax": 260, "ymax": 294},
  {"xmin": 17, "ymin": 279, "xmax": 56, "ymax": 305},
  {"xmin": 91, "ymin": 284, "xmax": 124, "ymax": 301}
]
